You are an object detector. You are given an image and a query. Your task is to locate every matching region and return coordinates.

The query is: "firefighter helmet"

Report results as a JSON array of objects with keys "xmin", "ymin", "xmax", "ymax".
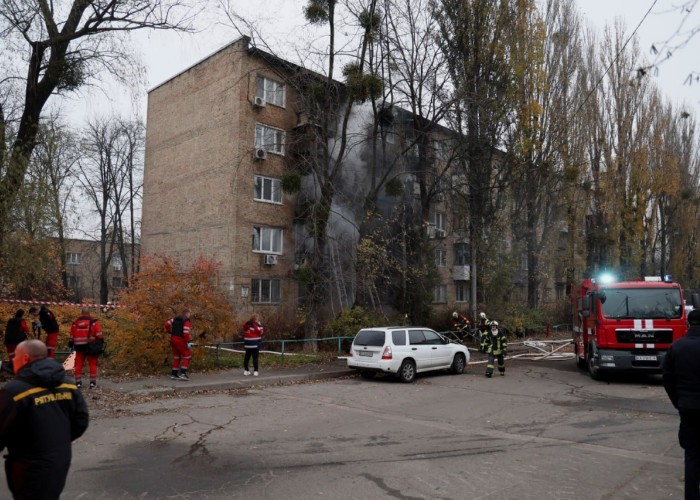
[{"xmin": 452, "ymin": 311, "xmax": 458, "ymax": 318}]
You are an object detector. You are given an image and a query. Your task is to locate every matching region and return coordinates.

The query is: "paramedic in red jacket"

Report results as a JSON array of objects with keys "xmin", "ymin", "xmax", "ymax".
[
  {"xmin": 69, "ymin": 307, "xmax": 104, "ymax": 389},
  {"xmin": 165, "ymin": 309, "xmax": 192, "ymax": 381},
  {"xmin": 242, "ymin": 314, "xmax": 264, "ymax": 376}
]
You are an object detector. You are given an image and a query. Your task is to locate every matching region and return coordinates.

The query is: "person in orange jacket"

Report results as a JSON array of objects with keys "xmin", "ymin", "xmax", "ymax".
[
  {"xmin": 69, "ymin": 307, "xmax": 104, "ymax": 389},
  {"xmin": 164, "ymin": 309, "xmax": 192, "ymax": 381}
]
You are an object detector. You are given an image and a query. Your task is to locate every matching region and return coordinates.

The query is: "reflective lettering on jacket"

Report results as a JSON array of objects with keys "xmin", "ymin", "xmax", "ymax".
[{"xmin": 13, "ymin": 383, "xmax": 78, "ymax": 405}]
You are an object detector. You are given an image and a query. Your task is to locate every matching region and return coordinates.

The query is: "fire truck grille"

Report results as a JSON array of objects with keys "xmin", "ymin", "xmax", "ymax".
[{"xmin": 616, "ymin": 330, "xmax": 673, "ymax": 344}]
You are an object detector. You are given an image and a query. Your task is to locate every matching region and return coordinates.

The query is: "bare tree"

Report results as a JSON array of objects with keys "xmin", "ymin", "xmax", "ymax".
[
  {"xmin": 0, "ymin": 0, "xmax": 198, "ymax": 246},
  {"xmin": 76, "ymin": 117, "xmax": 143, "ymax": 304}
]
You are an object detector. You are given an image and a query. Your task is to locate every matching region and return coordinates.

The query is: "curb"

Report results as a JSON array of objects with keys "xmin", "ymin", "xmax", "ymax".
[{"xmin": 100, "ymin": 368, "xmax": 356, "ymax": 396}]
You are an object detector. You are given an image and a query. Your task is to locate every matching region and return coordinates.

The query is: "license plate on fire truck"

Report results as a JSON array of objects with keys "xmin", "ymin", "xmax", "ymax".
[{"xmin": 634, "ymin": 355, "xmax": 657, "ymax": 361}]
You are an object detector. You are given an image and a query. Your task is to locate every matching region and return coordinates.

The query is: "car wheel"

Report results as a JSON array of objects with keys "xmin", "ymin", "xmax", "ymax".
[
  {"xmin": 587, "ymin": 347, "xmax": 601, "ymax": 381},
  {"xmin": 398, "ymin": 359, "xmax": 416, "ymax": 383},
  {"xmin": 451, "ymin": 353, "xmax": 466, "ymax": 374},
  {"xmin": 360, "ymin": 370, "xmax": 376, "ymax": 379}
]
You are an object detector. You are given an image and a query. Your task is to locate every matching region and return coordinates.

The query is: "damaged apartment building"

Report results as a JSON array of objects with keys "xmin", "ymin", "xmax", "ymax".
[{"xmin": 142, "ymin": 36, "xmax": 559, "ymax": 321}]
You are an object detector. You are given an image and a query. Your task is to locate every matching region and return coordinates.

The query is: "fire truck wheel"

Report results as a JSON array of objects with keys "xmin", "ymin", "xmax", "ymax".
[
  {"xmin": 577, "ymin": 354, "xmax": 587, "ymax": 370},
  {"xmin": 575, "ymin": 345, "xmax": 587, "ymax": 370},
  {"xmin": 587, "ymin": 349, "xmax": 601, "ymax": 381}
]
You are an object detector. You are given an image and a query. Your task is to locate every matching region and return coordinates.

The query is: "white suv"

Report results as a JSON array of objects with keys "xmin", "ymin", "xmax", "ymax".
[{"xmin": 347, "ymin": 326, "xmax": 470, "ymax": 383}]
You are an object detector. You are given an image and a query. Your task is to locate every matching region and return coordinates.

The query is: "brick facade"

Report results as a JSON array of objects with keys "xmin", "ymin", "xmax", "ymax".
[{"xmin": 142, "ymin": 38, "xmax": 299, "ymax": 318}]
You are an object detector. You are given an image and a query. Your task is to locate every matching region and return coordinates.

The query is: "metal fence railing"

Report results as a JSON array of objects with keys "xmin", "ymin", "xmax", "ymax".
[{"xmin": 202, "ymin": 336, "xmax": 355, "ymax": 362}]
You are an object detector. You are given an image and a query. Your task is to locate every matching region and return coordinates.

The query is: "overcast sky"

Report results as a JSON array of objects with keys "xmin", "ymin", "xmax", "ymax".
[{"xmin": 67, "ymin": 0, "xmax": 700, "ymax": 123}]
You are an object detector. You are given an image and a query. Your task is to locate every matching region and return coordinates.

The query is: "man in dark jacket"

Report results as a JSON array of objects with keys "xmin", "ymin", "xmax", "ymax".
[
  {"xmin": 663, "ymin": 309, "xmax": 700, "ymax": 500},
  {"xmin": 0, "ymin": 339, "xmax": 89, "ymax": 499},
  {"xmin": 29, "ymin": 305, "xmax": 61, "ymax": 359}
]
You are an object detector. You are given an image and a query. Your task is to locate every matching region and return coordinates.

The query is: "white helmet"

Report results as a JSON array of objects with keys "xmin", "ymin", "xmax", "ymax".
[
  {"xmin": 480, "ymin": 312, "xmax": 486, "ymax": 319},
  {"xmin": 452, "ymin": 311, "xmax": 458, "ymax": 318},
  {"xmin": 491, "ymin": 321, "xmax": 498, "ymax": 327}
]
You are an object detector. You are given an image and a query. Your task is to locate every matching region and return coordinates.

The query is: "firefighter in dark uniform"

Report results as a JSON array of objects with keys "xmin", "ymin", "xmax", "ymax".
[
  {"xmin": 451, "ymin": 312, "xmax": 470, "ymax": 335},
  {"xmin": 480, "ymin": 320, "xmax": 507, "ymax": 377},
  {"xmin": 663, "ymin": 309, "xmax": 700, "ymax": 500},
  {"xmin": 0, "ymin": 339, "xmax": 89, "ymax": 499},
  {"xmin": 477, "ymin": 312, "xmax": 492, "ymax": 336},
  {"xmin": 165, "ymin": 309, "xmax": 192, "ymax": 380}
]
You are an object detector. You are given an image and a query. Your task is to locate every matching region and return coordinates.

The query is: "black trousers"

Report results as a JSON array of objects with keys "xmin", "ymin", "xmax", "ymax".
[
  {"xmin": 679, "ymin": 409, "xmax": 700, "ymax": 500},
  {"xmin": 244, "ymin": 348, "xmax": 259, "ymax": 371}
]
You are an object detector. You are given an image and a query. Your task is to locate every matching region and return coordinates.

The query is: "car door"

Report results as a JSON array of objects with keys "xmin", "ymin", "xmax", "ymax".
[
  {"xmin": 423, "ymin": 329, "xmax": 450, "ymax": 368},
  {"xmin": 408, "ymin": 329, "xmax": 432, "ymax": 370}
]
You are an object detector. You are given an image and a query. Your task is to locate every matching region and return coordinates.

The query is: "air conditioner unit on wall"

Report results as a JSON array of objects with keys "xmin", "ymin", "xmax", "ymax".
[
  {"xmin": 254, "ymin": 148, "xmax": 267, "ymax": 161},
  {"xmin": 436, "ymin": 229, "xmax": 447, "ymax": 238},
  {"xmin": 253, "ymin": 96, "xmax": 266, "ymax": 108},
  {"xmin": 265, "ymin": 254, "xmax": 278, "ymax": 265}
]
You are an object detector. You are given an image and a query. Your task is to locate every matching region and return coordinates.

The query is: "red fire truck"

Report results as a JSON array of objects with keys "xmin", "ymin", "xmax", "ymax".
[{"xmin": 571, "ymin": 275, "xmax": 699, "ymax": 380}]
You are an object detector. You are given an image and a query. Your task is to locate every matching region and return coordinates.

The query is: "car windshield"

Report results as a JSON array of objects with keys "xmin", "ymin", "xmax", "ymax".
[
  {"xmin": 353, "ymin": 330, "xmax": 386, "ymax": 347},
  {"xmin": 600, "ymin": 287, "xmax": 683, "ymax": 319}
]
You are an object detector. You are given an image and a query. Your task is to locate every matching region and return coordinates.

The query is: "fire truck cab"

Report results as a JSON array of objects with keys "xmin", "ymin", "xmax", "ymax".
[{"xmin": 571, "ymin": 275, "xmax": 699, "ymax": 380}]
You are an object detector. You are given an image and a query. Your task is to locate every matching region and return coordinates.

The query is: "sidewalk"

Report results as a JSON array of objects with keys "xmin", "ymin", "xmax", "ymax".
[{"xmin": 97, "ymin": 358, "xmax": 356, "ymax": 396}]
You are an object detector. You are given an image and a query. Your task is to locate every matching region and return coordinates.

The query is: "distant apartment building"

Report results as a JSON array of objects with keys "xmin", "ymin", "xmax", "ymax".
[
  {"xmin": 64, "ymin": 239, "xmax": 139, "ymax": 304},
  {"xmin": 141, "ymin": 37, "xmax": 564, "ymax": 321}
]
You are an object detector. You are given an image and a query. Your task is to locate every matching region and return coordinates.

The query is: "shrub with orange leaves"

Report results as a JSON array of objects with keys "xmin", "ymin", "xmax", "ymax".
[{"xmin": 105, "ymin": 255, "xmax": 235, "ymax": 374}]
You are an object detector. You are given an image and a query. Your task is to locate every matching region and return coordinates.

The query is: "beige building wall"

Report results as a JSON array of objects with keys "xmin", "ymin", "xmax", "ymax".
[
  {"xmin": 142, "ymin": 38, "xmax": 299, "ymax": 318},
  {"xmin": 64, "ymin": 239, "xmax": 137, "ymax": 304}
]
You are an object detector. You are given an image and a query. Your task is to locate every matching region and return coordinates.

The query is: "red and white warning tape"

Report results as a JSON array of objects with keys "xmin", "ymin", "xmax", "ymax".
[{"xmin": 0, "ymin": 298, "xmax": 120, "ymax": 309}]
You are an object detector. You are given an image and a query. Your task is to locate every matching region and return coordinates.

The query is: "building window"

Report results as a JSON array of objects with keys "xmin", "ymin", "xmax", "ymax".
[
  {"xmin": 252, "ymin": 226, "xmax": 283, "ymax": 254},
  {"xmin": 66, "ymin": 252, "xmax": 81, "ymax": 265},
  {"xmin": 112, "ymin": 276, "xmax": 124, "ymax": 288},
  {"xmin": 435, "ymin": 248, "xmax": 447, "ymax": 267},
  {"xmin": 256, "ymin": 76, "xmax": 286, "ymax": 107},
  {"xmin": 252, "ymin": 279, "xmax": 281, "ymax": 303},
  {"xmin": 521, "ymin": 252, "xmax": 529, "ymax": 270},
  {"xmin": 254, "ymin": 175, "xmax": 282, "ymax": 204},
  {"xmin": 432, "ymin": 285, "xmax": 447, "ymax": 304},
  {"xmin": 556, "ymin": 283, "xmax": 565, "ymax": 300},
  {"xmin": 454, "ymin": 243, "xmax": 470, "ymax": 266},
  {"xmin": 112, "ymin": 256, "xmax": 122, "ymax": 270},
  {"xmin": 255, "ymin": 123, "xmax": 285, "ymax": 154},
  {"xmin": 381, "ymin": 123, "xmax": 395, "ymax": 144},
  {"xmin": 434, "ymin": 140, "xmax": 448, "ymax": 160},
  {"xmin": 67, "ymin": 276, "xmax": 80, "ymax": 289},
  {"xmin": 431, "ymin": 210, "xmax": 446, "ymax": 231},
  {"xmin": 456, "ymin": 281, "xmax": 469, "ymax": 302}
]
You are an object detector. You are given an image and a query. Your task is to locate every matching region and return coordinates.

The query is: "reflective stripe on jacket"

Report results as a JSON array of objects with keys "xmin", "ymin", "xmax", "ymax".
[
  {"xmin": 242, "ymin": 321, "xmax": 264, "ymax": 349},
  {"xmin": 69, "ymin": 315, "xmax": 103, "ymax": 346},
  {"xmin": 480, "ymin": 330, "xmax": 507, "ymax": 355},
  {"xmin": 165, "ymin": 316, "xmax": 191, "ymax": 342}
]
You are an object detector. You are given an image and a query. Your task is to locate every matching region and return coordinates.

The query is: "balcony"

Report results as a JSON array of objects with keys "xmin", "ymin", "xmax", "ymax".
[{"xmin": 452, "ymin": 265, "xmax": 470, "ymax": 280}]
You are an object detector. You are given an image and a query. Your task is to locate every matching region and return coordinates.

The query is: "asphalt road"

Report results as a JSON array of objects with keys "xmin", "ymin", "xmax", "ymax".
[{"xmin": 3, "ymin": 359, "xmax": 685, "ymax": 499}]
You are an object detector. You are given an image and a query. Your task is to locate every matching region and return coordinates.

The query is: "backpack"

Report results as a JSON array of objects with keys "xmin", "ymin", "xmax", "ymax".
[
  {"xmin": 4, "ymin": 317, "xmax": 26, "ymax": 344},
  {"xmin": 171, "ymin": 316, "xmax": 185, "ymax": 336}
]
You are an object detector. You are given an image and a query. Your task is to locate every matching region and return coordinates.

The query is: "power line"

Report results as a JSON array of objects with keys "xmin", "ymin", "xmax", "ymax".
[{"xmin": 574, "ymin": 0, "xmax": 659, "ymax": 118}]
